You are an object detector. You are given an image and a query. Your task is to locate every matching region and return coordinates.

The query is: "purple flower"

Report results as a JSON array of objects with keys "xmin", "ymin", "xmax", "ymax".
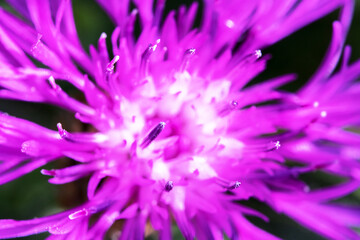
[{"xmin": 0, "ymin": 0, "xmax": 360, "ymax": 239}]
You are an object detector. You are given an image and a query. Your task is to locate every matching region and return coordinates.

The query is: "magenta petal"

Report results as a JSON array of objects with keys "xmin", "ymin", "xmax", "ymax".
[{"xmin": 0, "ymin": 212, "xmax": 69, "ymax": 239}]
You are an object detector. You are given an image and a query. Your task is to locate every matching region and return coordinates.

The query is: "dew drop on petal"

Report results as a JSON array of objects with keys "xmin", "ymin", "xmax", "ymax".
[
  {"xmin": 48, "ymin": 222, "xmax": 73, "ymax": 235},
  {"xmin": 21, "ymin": 140, "xmax": 41, "ymax": 156}
]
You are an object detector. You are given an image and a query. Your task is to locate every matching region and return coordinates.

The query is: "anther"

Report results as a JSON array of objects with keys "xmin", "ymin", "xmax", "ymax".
[
  {"xmin": 106, "ymin": 55, "xmax": 120, "ymax": 74},
  {"xmin": 231, "ymin": 100, "xmax": 238, "ymax": 108},
  {"xmin": 141, "ymin": 40, "xmax": 160, "ymax": 61},
  {"xmin": 47, "ymin": 76, "xmax": 57, "ymax": 89},
  {"xmin": 140, "ymin": 122, "xmax": 166, "ymax": 149},
  {"xmin": 41, "ymin": 169, "xmax": 57, "ymax": 176},
  {"xmin": 243, "ymin": 49, "xmax": 262, "ymax": 64},
  {"xmin": 225, "ymin": 19, "xmax": 235, "ymax": 28},
  {"xmin": 57, "ymin": 122, "xmax": 108, "ymax": 143},
  {"xmin": 185, "ymin": 48, "xmax": 196, "ymax": 55},
  {"xmin": 216, "ymin": 178, "xmax": 241, "ymax": 190},
  {"xmin": 243, "ymin": 141, "xmax": 281, "ymax": 153},
  {"xmin": 68, "ymin": 207, "xmax": 97, "ymax": 220},
  {"xmin": 47, "ymin": 76, "xmax": 62, "ymax": 93},
  {"xmin": 266, "ymin": 141, "xmax": 281, "ymax": 151},
  {"xmin": 180, "ymin": 48, "xmax": 196, "ymax": 71},
  {"xmin": 227, "ymin": 181, "xmax": 241, "ymax": 190},
  {"xmin": 219, "ymin": 100, "xmax": 239, "ymax": 117},
  {"xmin": 164, "ymin": 180, "xmax": 174, "ymax": 192},
  {"xmin": 140, "ymin": 40, "xmax": 160, "ymax": 75},
  {"xmin": 57, "ymin": 123, "xmax": 69, "ymax": 140},
  {"xmin": 254, "ymin": 50, "xmax": 262, "ymax": 59},
  {"xmin": 69, "ymin": 208, "xmax": 89, "ymax": 220}
]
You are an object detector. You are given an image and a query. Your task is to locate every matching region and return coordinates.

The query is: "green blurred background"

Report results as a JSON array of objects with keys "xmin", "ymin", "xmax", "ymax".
[{"xmin": 0, "ymin": 0, "xmax": 360, "ymax": 239}]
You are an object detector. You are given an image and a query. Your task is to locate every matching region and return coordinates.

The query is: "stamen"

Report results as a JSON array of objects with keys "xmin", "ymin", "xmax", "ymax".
[
  {"xmin": 41, "ymin": 169, "xmax": 57, "ymax": 176},
  {"xmin": 265, "ymin": 141, "xmax": 281, "ymax": 151},
  {"xmin": 47, "ymin": 76, "xmax": 57, "ymax": 89},
  {"xmin": 164, "ymin": 180, "xmax": 174, "ymax": 192},
  {"xmin": 274, "ymin": 141, "xmax": 281, "ymax": 150},
  {"xmin": 69, "ymin": 208, "xmax": 89, "ymax": 220},
  {"xmin": 185, "ymin": 48, "xmax": 196, "ymax": 55},
  {"xmin": 242, "ymin": 49, "xmax": 262, "ymax": 64},
  {"xmin": 180, "ymin": 48, "xmax": 196, "ymax": 71},
  {"xmin": 227, "ymin": 181, "xmax": 241, "ymax": 190},
  {"xmin": 141, "ymin": 45, "xmax": 155, "ymax": 61},
  {"xmin": 140, "ymin": 122, "xmax": 166, "ymax": 149},
  {"xmin": 57, "ymin": 123, "xmax": 72, "ymax": 142},
  {"xmin": 231, "ymin": 100, "xmax": 238, "ymax": 108},
  {"xmin": 219, "ymin": 100, "xmax": 239, "ymax": 117},
  {"xmin": 254, "ymin": 49, "xmax": 262, "ymax": 59},
  {"xmin": 47, "ymin": 76, "xmax": 63, "ymax": 94},
  {"xmin": 100, "ymin": 32, "xmax": 107, "ymax": 39},
  {"xmin": 244, "ymin": 140, "xmax": 281, "ymax": 153},
  {"xmin": 56, "ymin": 122, "xmax": 108, "ymax": 143},
  {"xmin": 68, "ymin": 207, "xmax": 97, "ymax": 220},
  {"xmin": 216, "ymin": 178, "xmax": 241, "ymax": 190},
  {"xmin": 140, "ymin": 40, "xmax": 160, "ymax": 75},
  {"xmin": 75, "ymin": 112, "xmax": 92, "ymax": 123},
  {"xmin": 124, "ymin": 9, "xmax": 138, "ymax": 37},
  {"xmin": 106, "ymin": 55, "xmax": 120, "ymax": 74}
]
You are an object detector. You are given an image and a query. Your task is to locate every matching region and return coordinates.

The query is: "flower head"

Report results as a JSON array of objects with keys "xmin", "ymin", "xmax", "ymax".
[{"xmin": 0, "ymin": 0, "xmax": 360, "ymax": 239}]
